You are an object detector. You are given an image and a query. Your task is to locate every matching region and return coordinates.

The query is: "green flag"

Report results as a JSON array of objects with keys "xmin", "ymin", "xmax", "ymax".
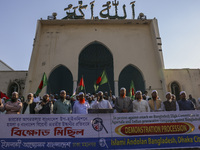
[
  {"xmin": 35, "ymin": 73, "xmax": 47, "ymax": 95},
  {"xmin": 129, "ymin": 80, "xmax": 135, "ymax": 100},
  {"xmin": 94, "ymin": 70, "xmax": 108, "ymax": 91}
]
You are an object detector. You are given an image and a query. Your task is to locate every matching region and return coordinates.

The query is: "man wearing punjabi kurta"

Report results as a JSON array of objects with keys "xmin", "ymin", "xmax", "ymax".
[
  {"xmin": 133, "ymin": 91, "xmax": 150, "ymax": 112},
  {"xmin": 148, "ymin": 90, "xmax": 164, "ymax": 112},
  {"xmin": 73, "ymin": 92, "xmax": 90, "ymax": 114},
  {"xmin": 91, "ymin": 91, "xmax": 112, "ymax": 109},
  {"xmin": 115, "ymin": 88, "xmax": 133, "ymax": 113}
]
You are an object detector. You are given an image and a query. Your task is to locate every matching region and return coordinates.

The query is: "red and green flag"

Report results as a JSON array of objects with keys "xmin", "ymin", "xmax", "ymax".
[
  {"xmin": 0, "ymin": 91, "xmax": 9, "ymax": 99},
  {"xmin": 35, "ymin": 72, "xmax": 47, "ymax": 96},
  {"xmin": 129, "ymin": 80, "xmax": 135, "ymax": 100},
  {"xmin": 78, "ymin": 76, "xmax": 85, "ymax": 91},
  {"xmin": 94, "ymin": 70, "xmax": 108, "ymax": 91}
]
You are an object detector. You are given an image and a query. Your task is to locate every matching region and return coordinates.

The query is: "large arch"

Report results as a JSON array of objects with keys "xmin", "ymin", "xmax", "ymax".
[
  {"xmin": 118, "ymin": 64, "xmax": 145, "ymax": 96},
  {"xmin": 47, "ymin": 65, "xmax": 73, "ymax": 95},
  {"xmin": 78, "ymin": 41, "xmax": 114, "ymax": 94},
  {"xmin": 170, "ymin": 81, "xmax": 181, "ymax": 100}
]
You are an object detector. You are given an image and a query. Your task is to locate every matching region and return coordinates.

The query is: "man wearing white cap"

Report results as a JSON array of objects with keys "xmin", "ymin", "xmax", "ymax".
[
  {"xmin": 22, "ymin": 93, "xmax": 37, "ymax": 114},
  {"xmin": 148, "ymin": 90, "xmax": 164, "ymax": 112},
  {"xmin": 91, "ymin": 91, "xmax": 112, "ymax": 109},
  {"xmin": 115, "ymin": 88, "xmax": 133, "ymax": 113},
  {"xmin": 73, "ymin": 92, "xmax": 90, "ymax": 114},
  {"xmin": 133, "ymin": 91, "xmax": 150, "ymax": 112},
  {"xmin": 163, "ymin": 92, "xmax": 179, "ymax": 111},
  {"xmin": 178, "ymin": 91, "xmax": 195, "ymax": 110}
]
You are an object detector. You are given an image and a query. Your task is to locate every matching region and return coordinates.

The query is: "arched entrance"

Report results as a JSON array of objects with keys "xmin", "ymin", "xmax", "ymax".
[
  {"xmin": 118, "ymin": 65, "xmax": 145, "ymax": 95},
  {"xmin": 7, "ymin": 82, "xmax": 19, "ymax": 97},
  {"xmin": 47, "ymin": 65, "xmax": 73, "ymax": 95},
  {"xmin": 78, "ymin": 41, "xmax": 114, "ymax": 94},
  {"xmin": 170, "ymin": 81, "xmax": 180, "ymax": 100}
]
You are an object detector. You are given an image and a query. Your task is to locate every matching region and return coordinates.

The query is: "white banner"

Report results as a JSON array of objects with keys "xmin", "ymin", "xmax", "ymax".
[{"xmin": 1, "ymin": 111, "xmax": 200, "ymax": 149}]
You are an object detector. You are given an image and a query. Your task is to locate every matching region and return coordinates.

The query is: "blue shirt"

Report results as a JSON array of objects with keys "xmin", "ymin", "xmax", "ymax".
[{"xmin": 178, "ymin": 99, "xmax": 195, "ymax": 111}]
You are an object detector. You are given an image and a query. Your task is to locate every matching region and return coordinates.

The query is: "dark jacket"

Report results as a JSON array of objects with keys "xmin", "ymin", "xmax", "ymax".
[{"xmin": 22, "ymin": 102, "xmax": 36, "ymax": 114}]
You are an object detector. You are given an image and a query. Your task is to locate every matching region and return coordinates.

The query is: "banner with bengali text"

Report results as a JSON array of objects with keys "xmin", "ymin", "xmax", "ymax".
[{"xmin": 1, "ymin": 111, "xmax": 200, "ymax": 149}]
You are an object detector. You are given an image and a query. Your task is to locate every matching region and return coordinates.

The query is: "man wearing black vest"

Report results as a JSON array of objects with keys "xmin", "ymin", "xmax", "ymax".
[
  {"xmin": 163, "ymin": 92, "xmax": 179, "ymax": 111},
  {"xmin": 35, "ymin": 94, "xmax": 53, "ymax": 114},
  {"xmin": 22, "ymin": 93, "xmax": 36, "ymax": 114}
]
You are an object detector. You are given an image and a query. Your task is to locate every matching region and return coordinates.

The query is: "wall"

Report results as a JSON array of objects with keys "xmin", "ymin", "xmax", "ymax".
[
  {"xmin": 24, "ymin": 19, "xmax": 166, "ymax": 99},
  {"xmin": 0, "ymin": 71, "xmax": 27, "ymax": 97},
  {"xmin": 164, "ymin": 69, "xmax": 200, "ymax": 100}
]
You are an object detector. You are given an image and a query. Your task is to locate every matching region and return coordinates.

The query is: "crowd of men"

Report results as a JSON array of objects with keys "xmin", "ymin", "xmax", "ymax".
[{"xmin": 0, "ymin": 88, "xmax": 199, "ymax": 114}]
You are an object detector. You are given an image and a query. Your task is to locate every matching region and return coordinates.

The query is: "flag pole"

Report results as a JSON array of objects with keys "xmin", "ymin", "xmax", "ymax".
[{"xmin": 104, "ymin": 69, "xmax": 111, "ymax": 92}]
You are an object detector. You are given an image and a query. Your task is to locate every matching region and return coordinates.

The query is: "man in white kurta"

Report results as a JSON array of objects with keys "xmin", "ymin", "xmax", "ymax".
[
  {"xmin": 73, "ymin": 92, "xmax": 90, "ymax": 114},
  {"xmin": 133, "ymin": 91, "xmax": 150, "ymax": 112},
  {"xmin": 91, "ymin": 91, "xmax": 112, "ymax": 109}
]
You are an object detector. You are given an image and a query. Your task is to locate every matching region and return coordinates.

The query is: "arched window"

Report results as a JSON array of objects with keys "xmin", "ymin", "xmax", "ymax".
[
  {"xmin": 47, "ymin": 65, "xmax": 73, "ymax": 95},
  {"xmin": 8, "ymin": 82, "xmax": 19, "ymax": 97},
  {"xmin": 171, "ymin": 81, "xmax": 180, "ymax": 100},
  {"xmin": 118, "ymin": 65, "xmax": 145, "ymax": 96},
  {"xmin": 78, "ymin": 41, "xmax": 114, "ymax": 94}
]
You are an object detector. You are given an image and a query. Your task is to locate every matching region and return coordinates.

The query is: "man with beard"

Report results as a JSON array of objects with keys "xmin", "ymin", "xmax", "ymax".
[
  {"xmin": 148, "ymin": 90, "xmax": 164, "ymax": 112},
  {"xmin": 22, "ymin": 93, "xmax": 37, "ymax": 114},
  {"xmin": 133, "ymin": 91, "xmax": 150, "ymax": 112},
  {"xmin": 34, "ymin": 94, "xmax": 53, "ymax": 114},
  {"xmin": 92, "ymin": 91, "xmax": 112, "ymax": 109},
  {"xmin": 4, "ymin": 92, "xmax": 22, "ymax": 114},
  {"xmin": 115, "ymin": 88, "xmax": 132, "ymax": 113},
  {"xmin": 53, "ymin": 90, "xmax": 72, "ymax": 114},
  {"xmin": 73, "ymin": 92, "xmax": 90, "ymax": 114},
  {"xmin": 178, "ymin": 91, "xmax": 195, "ymax": 111},
  {"xmin": 163, "ymin": 92, "xmax": 179, "ymax": 111}
]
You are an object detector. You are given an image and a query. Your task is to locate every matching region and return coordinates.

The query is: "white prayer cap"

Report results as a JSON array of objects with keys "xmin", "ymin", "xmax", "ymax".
[
  {"xmin": 180, "ymin": 91, "xmax": 186, "ymax": 95},
  {"xmin": 98, "ymin": 91, "xmax": 103, "ymax": 95},
  {"xmin": 151, "ymin": 90, "xmax": 158, "ymax": 94},
  {"xmin": 135, "ymin": 91, "xmax": 142, "ymax": 94},
  {"xmin": 120, "ymin": 87, "xmax": 126, "ymax": 91},
  {"xmin": 79, "ymin": 92, "xmax": 84, "ymax": 96},
  {"xmin": 28, "ymin": 93, "xmax": 33, "ymax": 96},
  {"xmin": 60, "ymin": 90, "xmax": 66, "ymax": 94},
  {"xmin": 166, "ymin": 92, "xmax": 172, "ymax": 96},
  {"xmin": 43, "ymin": 94, "xmax": 49, "ymax": 97},
  {"xmin": 12, "ymin": 92, "xmax": 18, "ymax": 95}
]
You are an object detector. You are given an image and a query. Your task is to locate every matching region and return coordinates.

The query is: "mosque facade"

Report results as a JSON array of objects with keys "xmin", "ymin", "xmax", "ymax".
[{"xmin": 1, "ymin": 2, "xmax": 200, "ymax": 100}]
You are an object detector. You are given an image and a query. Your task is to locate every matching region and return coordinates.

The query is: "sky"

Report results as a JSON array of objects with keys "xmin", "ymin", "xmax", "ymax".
[{"xmin": 0, "ymin": 0, "xmax": 200, "ymax": 70}]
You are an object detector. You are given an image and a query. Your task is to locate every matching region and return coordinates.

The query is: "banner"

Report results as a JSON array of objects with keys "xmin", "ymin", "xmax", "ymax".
[{"xmin": 1, "ymin": 111, "xmax": 200, "ymax": 149}]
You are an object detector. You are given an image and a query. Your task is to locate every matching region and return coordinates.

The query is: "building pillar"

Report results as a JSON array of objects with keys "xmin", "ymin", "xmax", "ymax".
[
  {"xmin": 73, "ymin": 80, "xmax": 77, "ymax": 93},
  {"xmin": 114, "ymin": 80, "xmax": 118, "ymax": 97}
]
